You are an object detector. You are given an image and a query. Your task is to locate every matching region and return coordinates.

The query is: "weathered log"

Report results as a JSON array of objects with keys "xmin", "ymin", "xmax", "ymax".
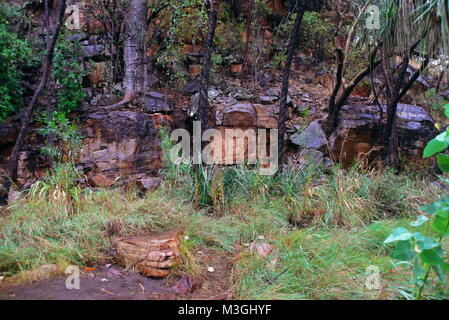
[{"xmin": 112, "ymin": 230, "xmax": 183, "ymax": 278}]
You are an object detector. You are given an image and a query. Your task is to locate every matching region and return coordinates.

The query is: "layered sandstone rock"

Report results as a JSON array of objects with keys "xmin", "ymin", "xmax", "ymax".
[
  {"xmin": 79, "ymin": 110, "xmax": 170, "ymax": 176},
  {"xmin": 329, "ymin": 104, "xmax": 437, "ymax": 167},
  {"xmin": 205, "ymin": 102, "xmax": 278, "ymax": 164},
  {"xmin": 112, "ymin": 230, "xmax": 183, "ymax": 278}
]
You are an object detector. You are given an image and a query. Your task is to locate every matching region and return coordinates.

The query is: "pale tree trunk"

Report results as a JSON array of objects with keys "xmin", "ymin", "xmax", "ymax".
[
  {"xmin": 123, "ymin": 0, "xmax": 148, "ymax": 100},
  {"xmin": 106, "ymin": 0, "xmax": 148, "ymax": 108},
  {"xmin": 8, "ymin": 0, "xmax": 67, "ymax": 181}
]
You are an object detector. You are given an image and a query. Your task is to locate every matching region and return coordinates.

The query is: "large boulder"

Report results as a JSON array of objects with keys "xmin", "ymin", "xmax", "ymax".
[
  {"xmin": 81, "ymin": 44, "xmax": 104, "ymax": 60},
  {"xmin": 222, "ymin": 103, "xmax": 257, "ymax": 127},
  {"xmin": 329, "ymin": 104, "xmax": 437, "ymax": 167},
  {"xmin": 145, "ymin": 91, "xmax": 174, "ymax": 113},
  {"xmin": 113, "ymin": 230, "xmax": 183, "ymax": 278},
  {"xmin": 253, "ymin": 104, "xmax": 278, "ymax": 129},
  {"xmin": 290, "ymin": 120, "xmax": 327, "ymax": 150},
  {"xmin": 80, "ymin": 110, "xmax": 169, "ymax": 176}
]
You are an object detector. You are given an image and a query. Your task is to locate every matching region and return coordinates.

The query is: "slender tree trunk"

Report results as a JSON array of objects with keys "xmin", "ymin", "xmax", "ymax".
[
  {"xmin": 436, "ymin": 70, "xmax": 445, "ymax": 94},
  {"xmin": 381, "ymin": 52, "xmax": 429, "ymax": 169},
  {"xmin": 277, "ymin": 2, "xmax": 306, "ymax": 165},
  {"xmin": 380, "ymin": 53, "xmax": 407, "ymax": 170},
  {"xmin": 8, "ymin": 0, "xmax": 67, "ymax": 181},
  {"xmin": 240, "ymin": 0, "xmax": 254, "ymax": 87},
  {"xmin": 382, "ymin": 99, "xmax": 400, "ymax": 169},
  {"xmin": 197, "ymin": 0, "xmax": 220, "ymax": 132}
]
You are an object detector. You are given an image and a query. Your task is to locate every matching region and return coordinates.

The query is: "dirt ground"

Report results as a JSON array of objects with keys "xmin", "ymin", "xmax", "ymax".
[{"xmin": 0, "ymin": 248, "xmax": 233, "ymax": 300}]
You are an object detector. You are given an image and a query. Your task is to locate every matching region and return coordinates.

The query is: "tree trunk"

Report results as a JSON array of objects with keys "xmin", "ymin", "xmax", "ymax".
[
  {"xmin": 8, "ymin": 0, "xmax": 67, "ymax": 181},
  {"xmin": 381, "ymin": 99, "xmax": 400, "ymax": 169},
  {"xmin": 240, "ymin": 0, "xmax": 254, "ymax": 87},
  {"xmin": 380, "ymin": 51, "xmax": 429, "ymax": 169},
  {"xmin": 122, "ymin": 0, "xmax": 148, "ymax": 101},
  {"xmin": 197, "ymin": 0, "xmax": 220, "ymax": 132},
  {"xmin": 277, "ymin": 2, "xmax": 306, "ymax": 165}
]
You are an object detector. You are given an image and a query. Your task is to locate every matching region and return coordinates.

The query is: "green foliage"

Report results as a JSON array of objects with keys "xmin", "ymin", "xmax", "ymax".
[
  {"xmin": 0, "ymin": 187, "xmax": 194, "ymax": 276},
  {"xmin": 271, "ymin": 11, "xmax": 332, "ymax": 63},
  {"xmin": 215, "ymin": 22, "xmax": 245, "ymax": 58},
  {"xmin": 154, "ymin": 0, "xmax": 208, "ymax": 86},
  {"xmin": 0, "ymin": 5, "xmax": 32, "ymax": 122},
  {"xmin": 211, "ymin": 53, "xmax": 223, "ymax": 69},
  {"xmin": 159, "ymin": 126, "xmax": 192, "ymax": 186},
  {"xmin": 270, "ymin": 50, "xmax": 287, "ymax": 70},
  {"xmin": 38, "ymin": 36, "xmax": 86, "ymax": 163},
  {"xmin": 37, "ymin": 112, "xmax": 83, "ymax": 162},
  {"xmin": 234, "ymin": 220, "xmax": 410, "ymax": 299},
  {"xmin": 159, "ymin": 127, "xmax": 223, "ymax": 211},
  {"xmin": 300, "ymin": 11, "xmax": 333, "ymax": 55},
  {"xmin": 423, "ymin": 114, "xmax": 449, "ymax": 158},
  {"xmin": 25, "ymin": 162, "xmax": 86, "ymax": 216},
  {"xmin": 51, "ymin": 38, "xmax": 87, "ymax": 114},
  {"xmin": 421, "ymin": 88, "xmax": 448, "ymax": 122},
  {"xmin": 28, "ymin": 163, "xmax": 83, "ymax": 202},
  {"xmin": 385, "ymin": 107, "xmax": 449, "ymax": 299}
]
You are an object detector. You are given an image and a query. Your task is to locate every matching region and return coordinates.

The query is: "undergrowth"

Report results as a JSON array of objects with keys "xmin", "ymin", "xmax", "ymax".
[{"xmin": 0, "ymin": 138, "xmax": 445, "ymax": 299}]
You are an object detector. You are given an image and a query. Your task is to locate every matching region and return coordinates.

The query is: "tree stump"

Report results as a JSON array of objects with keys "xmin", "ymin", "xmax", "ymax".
[{"xmin": 112, "ymin": 230, "xmax": 183, "ymax": 278}]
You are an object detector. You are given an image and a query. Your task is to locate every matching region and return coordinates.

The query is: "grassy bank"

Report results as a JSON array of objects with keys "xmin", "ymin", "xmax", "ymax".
[{"xmin": 0, "ymin": 162, "xmax": 447, "ymax": 299}]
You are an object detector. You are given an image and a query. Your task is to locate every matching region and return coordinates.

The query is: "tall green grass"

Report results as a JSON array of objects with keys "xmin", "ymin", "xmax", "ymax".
[{"xmin": 232, "ymin": 220, "xmax": 413, "ymax": 300}]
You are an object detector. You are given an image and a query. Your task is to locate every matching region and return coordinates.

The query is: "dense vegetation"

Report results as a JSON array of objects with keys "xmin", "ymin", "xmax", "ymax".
[{"xmin": 0, "ymin": 0, "xmax": 448, "ymax": 300}]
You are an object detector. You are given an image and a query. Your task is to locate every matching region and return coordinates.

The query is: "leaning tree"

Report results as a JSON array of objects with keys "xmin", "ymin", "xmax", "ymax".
[
  {"xmin": 324, "ymin": 0, "xmax": 382, "ymax": 136},
  {"xmin": 277, "ymin": 0, "xmax": 324, "ymax": 165},
  {"xmin": 8, "ymin": 0, "xmax": 67, "ymax": 181}
]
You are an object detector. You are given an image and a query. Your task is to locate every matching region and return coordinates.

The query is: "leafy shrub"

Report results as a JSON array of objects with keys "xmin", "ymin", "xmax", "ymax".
[
  {"xmin": 384, "ymin": 104, "xmax": 449, "ymax": 299},
  {"xmin": 38, "ymin": 36, "xmax": 86, "ymax": 162},
  {"xmin": 0, "ymin": 5, "xmax": 32, "ymax": 122},
  {"xmin": 51, "ymin": 37, "xmax": 87, "ymax": 114},
  {"xmin": 300, "ymin": 12, "xmax": 333, "ymax": 57}
]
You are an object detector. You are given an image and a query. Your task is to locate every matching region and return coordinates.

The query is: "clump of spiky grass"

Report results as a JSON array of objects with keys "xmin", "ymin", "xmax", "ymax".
[
  {"xmin": 27, "ymin": 162, "xmax": 86, "ymax": 215},
  {"xmin": 288, "ymin": 166, "xmax": 441, "ymax": 229}
]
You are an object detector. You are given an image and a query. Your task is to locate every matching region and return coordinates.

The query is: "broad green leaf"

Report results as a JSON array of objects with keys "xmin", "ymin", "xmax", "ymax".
[
  {"xmin": 409, "ymin": 215, "xmax": 429, "ymax": 227},
  {"xmin": 391, "ymin": 240, "xmax": 415, "ymax": 261},
  {"xmin": 437, "ymin": 176, "xmax": 449, "ymax": 185},
  {"xmin": 420, "ymin": 248, "xmax": 445, "ymax": 265},
  {"xmin": 423, "ymin": 139, "xmax": 447, "ymax": 158},
  {"xmin": 421, "ymin": 196, "xmax": 449, "ymax": 215},
  {"xmin": 432, "ymin": 212, "xmax": 449, "ymax": 235},
  {"xmin": 431, "ymin": 264, "xmax": 447, "ymax": 282},
  {"xmin": 437, "ymin": 154, "xmax": 449, "ymax": 172},
  {"xmin": 384, "ymin": 227, "xmax": 412, "ymax": 243},
  {"xmin": 445, "ymin": 104, "xmax": 449, "ymax": 118},
  {"xmin": 423, "ymin": 132, "xmax": 449, "ymax": 158},
  {"xmin": 413, "ymin": 232, "xmax": 440, "ymax": 251}
]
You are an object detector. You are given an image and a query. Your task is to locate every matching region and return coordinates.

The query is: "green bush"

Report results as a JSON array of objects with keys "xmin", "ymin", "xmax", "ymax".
[
  {"xmin": 38, "ymin": 36, "xmax": 87, "ymax": 162},
  {"xmin": 384, "ymin": 107, "xmax": 449, "ymax": 299},
  {"xmin": 0, "ymin": 5, "xmax": 32, "ymax": 122}
]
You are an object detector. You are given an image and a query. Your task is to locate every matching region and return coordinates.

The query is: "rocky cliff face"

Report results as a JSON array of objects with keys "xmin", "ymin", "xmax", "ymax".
[
  {"xmin": 79, "ymin": 110, "xmax": 169, "ymax": 177},
  {"xmin": 329, "ymin": 104, "xmax": 437, "ymax": 168}
]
